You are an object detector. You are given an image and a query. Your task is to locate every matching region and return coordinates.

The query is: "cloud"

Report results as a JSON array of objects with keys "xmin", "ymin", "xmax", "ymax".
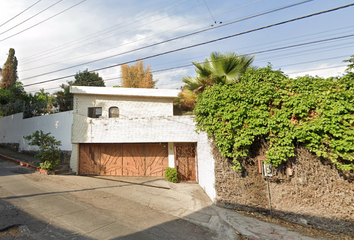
[
  {"xmin": 154, "ymin": 68, "xmax": 190, "ymax": 89},
  {"xmin": 286, "ymin": 63, "xmax": 347, "ymax": 79}
]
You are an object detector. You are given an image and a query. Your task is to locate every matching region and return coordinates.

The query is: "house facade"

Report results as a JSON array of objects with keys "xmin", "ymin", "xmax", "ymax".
[{"xmin": 69, "ymin": 86, "xmax": 216, "ymax": 201}]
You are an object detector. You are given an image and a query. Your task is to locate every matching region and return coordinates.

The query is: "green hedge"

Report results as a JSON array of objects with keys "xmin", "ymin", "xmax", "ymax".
[{"xmin": 194, "ymin": 67, "xmax": 354, "ymax": 171}]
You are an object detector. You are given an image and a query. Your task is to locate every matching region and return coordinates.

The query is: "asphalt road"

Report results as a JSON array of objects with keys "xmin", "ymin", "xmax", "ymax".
[{"xmin": 0, "ymin": 159, "xmax": 216, "ymax": 240}]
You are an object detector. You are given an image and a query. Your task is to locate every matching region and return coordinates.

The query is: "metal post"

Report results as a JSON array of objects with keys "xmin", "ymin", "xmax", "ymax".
[{"xmin": 266, "ymin": 177, "xmax": 273, "ymax": 219}]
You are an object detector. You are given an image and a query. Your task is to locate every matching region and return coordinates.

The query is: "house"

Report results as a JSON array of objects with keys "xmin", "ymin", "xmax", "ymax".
[{"xmin": 69, "ymin": 86, "xmax": 216, "ymax": 201}]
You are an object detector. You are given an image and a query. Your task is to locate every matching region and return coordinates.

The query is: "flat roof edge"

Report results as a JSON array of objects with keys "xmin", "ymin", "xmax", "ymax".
[{"xmin": 70, "ymin": 86, "xmax": 180, "ymax": 98}]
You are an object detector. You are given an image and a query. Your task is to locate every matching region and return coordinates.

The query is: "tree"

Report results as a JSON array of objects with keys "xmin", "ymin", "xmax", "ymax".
[
  {"xmin": 177, "ymin": 52, "xmax": 255, "ymax": 108},
  {"xmin": 22, "ymin": 89, "xmax": 55, "ymax": 118},
  {"xmin": 343, "ymin": 55, "xmax": 354, "ymax": 72},
  {"xmin": 72, "ymin": 69, "xmax": 105, "ymax": 87},
  {"xmin": 121, "ymin": 60, "xmax": 155, "ymax": 88},
  {"xmin": 24, "ymin": 130, "xmax": 61, "ymax": 170},
  {"xmin": 54, "ymin": 83, "xmax": 73, "ymax": 112},
  {"xmin": 1, "ymin": 48, "xmax": 18, "ymax": 90},
  {"xmin": 0, "ymin": 82, "xmax": 27, "ymax": 117}
]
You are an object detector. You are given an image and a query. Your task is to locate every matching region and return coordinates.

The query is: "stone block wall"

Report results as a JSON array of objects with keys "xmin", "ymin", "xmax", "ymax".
[
  {"xmin": 213, "ymin": 140, "xmax": 354, "ymax": 237},
  {"xmin": 0, "ymin": 143, "xmax": 19, "ymax": 152}
]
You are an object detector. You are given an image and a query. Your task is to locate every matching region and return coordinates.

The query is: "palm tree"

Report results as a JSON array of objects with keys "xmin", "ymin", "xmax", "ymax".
[
  {"xmin": 178, "ymin": 52, "xmax": 254, "ymax": 108},
  {"xmin": 55, "ymin": 83, "xmax": 73, "ymax": 112}
]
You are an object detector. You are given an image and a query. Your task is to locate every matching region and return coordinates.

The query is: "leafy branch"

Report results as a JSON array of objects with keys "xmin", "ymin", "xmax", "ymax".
[{"xmin": 194, "ymin": 66, "xmax": 354, "ymax": 171}]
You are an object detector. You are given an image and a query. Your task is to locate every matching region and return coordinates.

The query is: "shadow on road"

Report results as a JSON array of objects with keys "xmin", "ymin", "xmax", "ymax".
[
  {"xmin": 0, "ymin": 198, "xmax": 94, "ymax": 240},
  {"xmin": 0, "ymin": 158, "xmax": 34, "ymax": 176}
]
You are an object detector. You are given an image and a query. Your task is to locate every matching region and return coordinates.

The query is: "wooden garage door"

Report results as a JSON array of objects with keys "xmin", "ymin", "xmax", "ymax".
[{"xmin": 79, "ymin": 143, "xmax": 168, "ymax": 177}]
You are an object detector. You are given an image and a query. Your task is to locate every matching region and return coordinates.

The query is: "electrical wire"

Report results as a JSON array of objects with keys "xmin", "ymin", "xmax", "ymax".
[
  {"xmin": 19, "ymin": 0, "xmax": 266, "ymax": 66},
  {"xmin": 273, "ymin": 55, "xmax": 349, "ymax": 68},
  {"xmin": 21, "ymin": 2, "xmax": 354, "ymax": 85},
  {"xmin": 149, "ymin": 25, "xmax": 354, "ymax": 70},
  {"xmin": 255, "ymin": 40, "xmax": 354, "ymax": 63},
  {"xmin": 203, "ymin": 0, "xmax": 217, "ymax": 24},
  {"xmin": 23, "ymin": 32, "xmax": 353, "ymax": 88},
  {"xmin": 18, "ymin": 0, "xmax": 202, "ymax": 63},
  {"xmin": 19, "ymin": 0, "xmax": 316, "ymax": 74},
  {"xmin": 26, "ymin": 50, "xmax": 352, "ymax": 93},
  {"xmin": 0, "ymin": 0, "xmax": 62, "ymax": 36},
  {"xmin": 286, "ymin": 65, "xmax": 347, "ymax": 75},
  {"xmin": 0, "ymin": 0, "xmax": 86, "ymax": 42},
  {"xmin": 0, "ymin": 0, "xmax": 42, "ymax": 28}
]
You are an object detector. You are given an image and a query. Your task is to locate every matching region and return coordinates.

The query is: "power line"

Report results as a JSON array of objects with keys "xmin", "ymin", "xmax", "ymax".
[
  {"xmin": 26, "ymin": 51, "xmax": 352, "ymax": 93},
  {"xmin": 286, "ymin": 65, "xmax": 347, "ymax": 75},
  {"xmin": 247, "ymin": 34, "xmax": 354, "ymax": 55},
  {"xmin": 22, "ymin": 30, "xmax": 353, "ymax": 88},
  {"xmin": 21, "ymin": 2, "xmax": 354, "ymax": 85},
  {"xmin": 241, "ymin": 25, "xmax": 354, "ymax": 57},
  {"xmin": 274, "ymin": 55, "xmax": 349, "ymax": 68},
  {"xmin": 18, "ymin": 0, "xmax": 201, "ymax": 63},
  {"xmin": 256, "ymin": 40, "xmax": 354, "ymax": 62},
  {"xmin": 20, "ymin": 0, "xmax": 315, "ymax": 74},
  {"xmin": 0, "ymin": 0, "xmax": 42, "ymax": 28},
  {"xmin": 155, "ymin": 25, "xmax": 354, "ymax": 69},
  {"xmin": 0, "ymin": 0, "xmax": 86, "ymax": 42},
  {"xmin": 19, "ymin": 0, "xmax": 266, "ymax": 66},
  {"xmin": 0, "ymin": 0, "xmax": 62, "ymax": 36},
  {"xmin": 27, "ymin": 62, "xmax": 349, "ymax": 94},
  {"xmin": 203, "ymin": 0, "xmax": 217, "ymax": 24}
]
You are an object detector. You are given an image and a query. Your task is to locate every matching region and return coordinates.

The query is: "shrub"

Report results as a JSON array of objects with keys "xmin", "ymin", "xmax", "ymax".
[
  {"xmin": 165, "ymin": 167, "xmax": 178, "ymax": 183},
  {"xmin": 24, "ymin": 130, "xmax": 61, "ymax": 171},
  {"xmin": 194, "ymin": 66, "xmax": 354, "ymax": 171}
]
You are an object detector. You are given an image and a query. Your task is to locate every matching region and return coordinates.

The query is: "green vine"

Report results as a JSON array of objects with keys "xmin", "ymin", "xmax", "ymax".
[{"xmin": 194, "ymin": 67, "xmax": 354, "ymax": 171}]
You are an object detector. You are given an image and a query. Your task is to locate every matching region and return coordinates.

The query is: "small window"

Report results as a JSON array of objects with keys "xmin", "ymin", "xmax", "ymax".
[
  {"xmin": 88, "ymin": 107, "xmax": 102, "ymax": 118},
  {"xmin": 109, "ymin": 107, "xmax": 119, "ymax": 118}
]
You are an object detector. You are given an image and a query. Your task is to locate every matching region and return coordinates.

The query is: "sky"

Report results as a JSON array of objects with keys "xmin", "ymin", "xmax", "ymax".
[{"xmin": 0, "ymin": 0, "xmax": 353, "ymax": 94}]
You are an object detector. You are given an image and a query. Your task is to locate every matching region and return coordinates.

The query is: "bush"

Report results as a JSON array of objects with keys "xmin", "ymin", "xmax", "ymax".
[
  {"xmin": 194, "ymin": 66, "xmax": 354, "ymax": 171},
  {"xmin": 165, "ymin": 167, "xmax": 178, "ymax": 183},
  {"xmin": 24, "ymin": 130, "xmax": 61, "ymax": 171}
]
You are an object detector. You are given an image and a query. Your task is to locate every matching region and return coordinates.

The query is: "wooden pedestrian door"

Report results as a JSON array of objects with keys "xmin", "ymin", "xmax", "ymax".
[
  {"xmin": 175, "ymin": 143, "xmax": 197, "ymax": 182},
  {"xmin": 79, "ymin": 143, "xmax": 168, "ymax": 177}
]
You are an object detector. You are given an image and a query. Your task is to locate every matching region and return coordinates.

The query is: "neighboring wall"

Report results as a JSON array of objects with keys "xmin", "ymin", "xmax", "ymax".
[
  {"xmin": 213, "ymin": 141, "xmax": 354, "ymax": 237},
  {"xmin": 0, "ymin": 111, "xmax": 73, "ymax": 151}
]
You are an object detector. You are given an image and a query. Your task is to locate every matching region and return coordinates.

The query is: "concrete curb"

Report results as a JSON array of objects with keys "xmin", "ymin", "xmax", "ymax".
[{"xmin": 0, "ymin": 153, "xmax": 48, "ymax": 175}]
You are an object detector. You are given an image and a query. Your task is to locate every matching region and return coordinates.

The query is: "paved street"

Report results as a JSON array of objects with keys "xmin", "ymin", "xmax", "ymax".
[
  {"xmin": 0, "ymin": 159, "xmax": 218, "ymax": 240},
  {"xmin": 1, "ymin": 153, "xmax": 336, "ymax": 240}
]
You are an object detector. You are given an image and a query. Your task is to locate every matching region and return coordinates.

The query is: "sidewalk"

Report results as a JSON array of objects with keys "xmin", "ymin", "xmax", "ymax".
[{"xmin": 0, "ymin": 147, "xmax": 339, "ymax": 240}]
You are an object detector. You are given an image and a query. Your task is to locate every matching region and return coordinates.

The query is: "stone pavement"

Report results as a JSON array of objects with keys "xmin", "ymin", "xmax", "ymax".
[{"xmin": 0, "ymin": 147, "xmax": 334, "ymax": 240}]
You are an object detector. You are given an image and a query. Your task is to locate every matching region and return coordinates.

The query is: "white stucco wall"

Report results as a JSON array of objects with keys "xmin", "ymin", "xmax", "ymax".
[
  {"xmin": 70, "ymin": 88, "xmax": 216, "ymax": 202},
  {"xmin": 72, "ymin": 115, "xmax": 198, "ymax": 143},
  {"xmin": 74, "ymin": 94, "xmax": 175, "ymax": 119},
  {"xmin": 197, "ymin": 132, "xmax": 216, "ymax": 202},
  {"xmin": 70, "ymin": 143, "xmax": 79, "ymax": 172},
  {"xmin": 0, "ymin": 111, "xmax": 73, "ymax": 151},
  {"xmin": 0, "ymin": 113, "xmax": 23, "ymax": 145}
]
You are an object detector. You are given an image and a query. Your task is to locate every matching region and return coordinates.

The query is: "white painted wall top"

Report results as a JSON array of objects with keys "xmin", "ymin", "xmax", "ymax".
[{"xmin": 70, "ymin": 86, "xmax": 180, "ymax": 98}]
